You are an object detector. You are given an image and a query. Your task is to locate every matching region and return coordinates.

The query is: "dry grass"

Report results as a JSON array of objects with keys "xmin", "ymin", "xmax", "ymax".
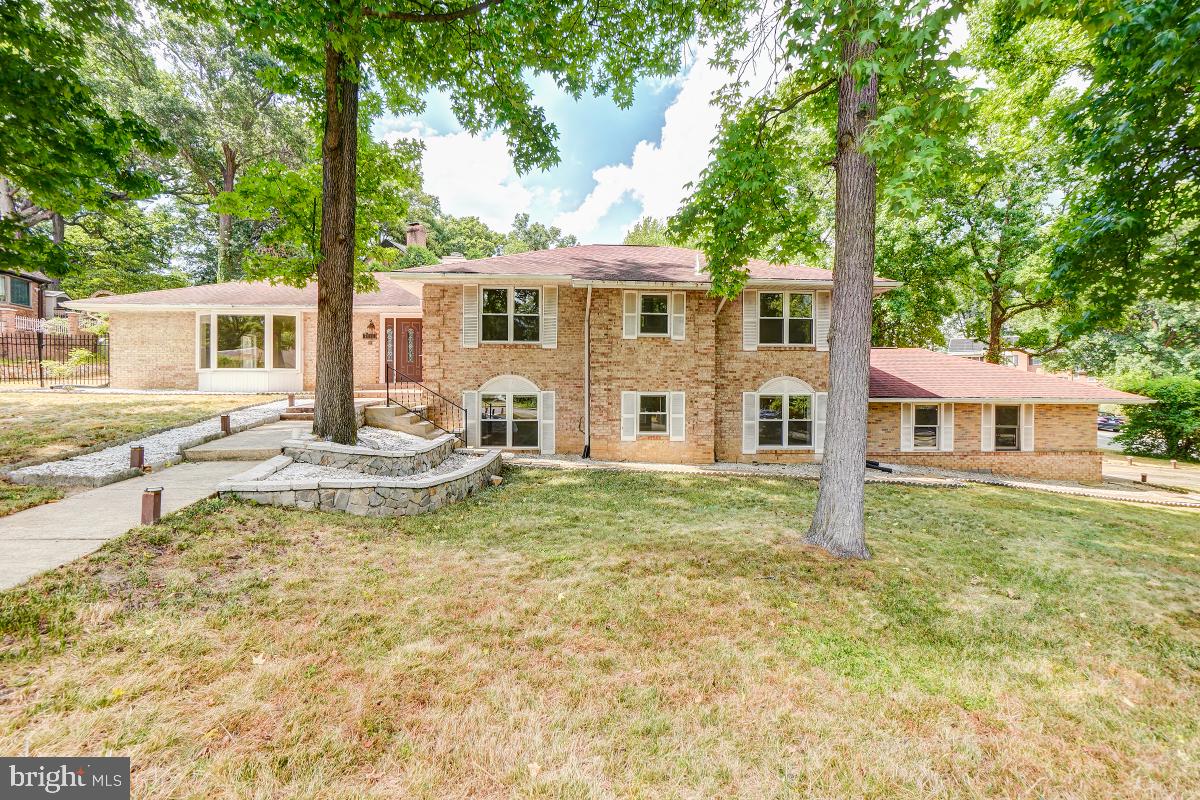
[
  {"xmin": 1, "ymin": 468, "xmax": 1197, "ymax": 798},
  {"xmin": 0, "ymin": 391, "xmax": 283, "ymax": 466}
]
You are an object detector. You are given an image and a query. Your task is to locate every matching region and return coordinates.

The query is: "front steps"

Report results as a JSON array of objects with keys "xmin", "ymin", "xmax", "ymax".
[
  {"xmin": 280, "ymin": 397, "xmax": 382, "ymax": 422},
  {"xmin": 364, "ymin": 404, "xmax": 442, "ymax": 439}
]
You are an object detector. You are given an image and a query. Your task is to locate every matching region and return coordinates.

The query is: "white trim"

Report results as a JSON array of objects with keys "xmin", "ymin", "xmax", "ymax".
[
  {"xmin": 539, "ymin": 391, "xmax": 556, "ymax": 455},
  {"xmin": 939, "ymin": 402, "xmax": 955, "ymax": 451},
  {"xmin": 621, "ymin": 391, "xmax": 637, "ymax": 441},
  {"xmin": 541, "ymin": 285, "xmax": 558, "ymax": 349},
  {"xmin": 382, "ymin": 273, "xmax": 900, "ymax": 290},
  {"xmin": 756, "ymin": 289, "xmax": 816, "ymax": 347},
  {"xmin": 479, "ymin": 374, "xmax": 540, "ymax": 394},
  {"xmin": 981, "ymin": 403, "xmax": 995, "ymax": 452},
  {"xmin": 742, "ymin": 290, "xmax": 758, "ymax": 351},
  {"xmin": 463, "ymin": 391, "xmax": 480, "ymax": 447},
  {"xmin": 910, "ymin": 402, "xmax": 941, "ymax": 450},
  {"xmin": 900, "ymin": 403, "xmax": 914, "ymax": 452},
  {"xmin": 633, "ymin": 391, "xmax": 671, "ymax": 437},
  {"xmin": 477, "ymin": 388, "xmax": 541, "ymax": 450},
  {"xmin": 814, "ymin": 392, "xmax": 828, "ymax": 453},
  {"xmin": 194, "ymin": 311, "xmax": 303, "ymax": 375},
  {"xmin": 742, "ymin": 392, "xmax": 757, "ymax": 454},
  {"xmin": 1020, "ymin": 403, "xmax": 1035, "ymax": 452},
  {"xmin": 668, "ymin": 391, "xmax": 685, "ymax": 441},
  {"xmin": 869, "ymin": 396, "xmax": 1150, "ymax": 405},
  {"xmin": 814, "ymin": 290, "xmax": 831, "ymax": 351},
  {"xmin": 462, "ymin": 284, "xmax": 479, "ymax": 348},
  {"xmin": 670, "ymin": 292, "xmax": 686, "ymax": 341},
  {"xmin": 479, "ymin": 285, "xmax": 543, "ymax": 345},
  {"xmin": 753, "ymin": 388, "xmax": 817, "ymax": 450},
  {"xmin": 622, "ymin": 290, "xmax": 637, "ymax": 339},
  {"xmin": 635, "ymin": 291, "xmax": 672, "ymax": 338}
]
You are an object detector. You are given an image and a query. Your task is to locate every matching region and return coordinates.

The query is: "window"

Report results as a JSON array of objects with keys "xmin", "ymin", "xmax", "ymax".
[
  {"xmin": 913, "ymin": 404, "xmax": 939, "ymax": 449},
  {"xmin": 481, "ymin": 287, "xmax": 540, "ymax": 343},
  {"xmin": 994, "ymin": 404, "xmax": 1020, "ymax": 450},
  {"xmin": 216, "ymin": 315, "xmax": 265, "ymax": 369},
  {"xmin": 272, "ymin": 315, "xmax": 297, "ymax": 369},
  {"xmin": 638, "ymin": 393, "xmax": 668, "ymax": 434},
  {"xmin": 758, "ymin": 291, "xmax": 813, "ymax": 345},
  {"xmin": 199, "ymin": 316, "xmax": 212, "ymax": 369},
  {"xmin": 639, "ymin": 293, "xmax": 670, "ymax": 335},
  {"xmin": 757, "ymin": 393, "xmax": 813, "ymax": 447},
  {"xmin": 9, "ymin": 277, "xmax": 31, "ymax": 307},
  {"xmin": 0, "ymin": 277, "xmax": 7, "ymax": 304},
  {"xmin": 480, "ymin": 392, "xmax": 539, "ymax": 447}
]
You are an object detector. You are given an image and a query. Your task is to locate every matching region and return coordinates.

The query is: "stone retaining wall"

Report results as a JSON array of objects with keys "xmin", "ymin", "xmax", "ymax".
[
  {"xmin": 218, "ymin": 449, "xmax": 503, "ymax": 517},
  {"xmin": 281, "ymin": 434, "xmax": 456, "ymax": 477}
]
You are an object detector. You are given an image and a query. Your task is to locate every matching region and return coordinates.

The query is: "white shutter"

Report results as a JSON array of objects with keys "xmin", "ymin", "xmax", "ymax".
[
  {"xmin": 1020, "ymin": 404, "xmax": 1035, "ymax": 451},
  {"xmin": 670, "ymin": 292, "xmax": 686, "ymax": 340},
  {"xmin": 940, "ymin": 403, "xmax": 955, "ymax": 451},
  {"xmin": 621, "ymin": 392, "xmax": 637, "ymax": 441},
  {"xmin": 815, "ymin": 290, "xmax": 831, "ymax": 351},
  {"xmin": 541, "ymin": 286, "xmax": 558, "ymax": 349},
  {"xmin": 742, "ymin": 290, "xmax": 758, "ymax": 351},
  {"xmin": 980, "ymin": 403, "xmax": 995, "ymax": 452},
  {"xmin": 814, "ymin": 392, "xmax": 828, "ymax": 453},
  {"xmin": 539, "ymin": 391, "xmax": 555, "ymax": 454},
  {"xmin": 462, "ymin": 284, "xmax": 479, "ymax": 349},
  {"xmin": 742, "ymin": 392, "xmax": 757, "ymax": 454},
  {"xmin": 622, "ymin": 291, "xmax": 637, "ymax": 339},
  {"xmin": 463, "ymin": 391, "xmax": 480, "ymax": 447},
  {"xmin": 900, "ymin": 403, "xmax": 914, "ymax": 452},
  {"xmin": 669, "ymin": 392, "xmax": 685, "ymax": 441}
]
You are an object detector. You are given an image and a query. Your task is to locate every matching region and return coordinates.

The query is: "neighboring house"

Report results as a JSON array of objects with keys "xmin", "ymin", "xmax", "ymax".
[
  {"xmin": 389, "ymin": 245, "xmax": 1146, "ymax": 481},
  {"xmin": 66, "ymin": 244, "xmax": 1147, "ymax": 481},
  {"xmin": 0, "ymin": 269, "xmax": 53, "ymax": 329},
  {"xmin": 67, "ymin": 280, "xmax": 422, "ymax": 393},
  {"xmin": 945, "ymin": 336, "xmax": 1098, "ymax": 383}
]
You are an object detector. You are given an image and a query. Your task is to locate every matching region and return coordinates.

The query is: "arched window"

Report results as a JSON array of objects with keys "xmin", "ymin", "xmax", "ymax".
[
  {"xmin": 754, "ymin": 377, "xmax": 817, "ymax": 449},
  {"xmin": 476, "ymin": 375, "xmax": 541, "ymax": 449}
]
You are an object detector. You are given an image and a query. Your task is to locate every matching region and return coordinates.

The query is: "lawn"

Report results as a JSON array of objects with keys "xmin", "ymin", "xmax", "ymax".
[
  {"xmin": 0, "ymin": 391, "xmax": 283, "ymax": 466},
  {"xmin": 1, "ymin": 468, "xmax": 1197, "ymax": 798},
  {"xmin": 0, "ymin": 391, "xmax": 282, "ymax": 516}
]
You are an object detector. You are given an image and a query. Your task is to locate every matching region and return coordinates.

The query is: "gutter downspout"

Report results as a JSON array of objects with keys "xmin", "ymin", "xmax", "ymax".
[{"xmin": 583, "ymin": 286, "xmax": 592, "ymax": 458}]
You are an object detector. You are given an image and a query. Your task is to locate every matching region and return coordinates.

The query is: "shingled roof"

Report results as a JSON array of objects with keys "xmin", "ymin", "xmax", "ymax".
[
  {"xmin": 65, "ymin": 278, "xmax": 421, "ymax": 313},
  {"xmin": 397, "ymin": 244, "xmax": 897, "ymax": 287},
  {"xmin": 869, "ymin": 349, "xmax": 1149, "ymax": 403}
]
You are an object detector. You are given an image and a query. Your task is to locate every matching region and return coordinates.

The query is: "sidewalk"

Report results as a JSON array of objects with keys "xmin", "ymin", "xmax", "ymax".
[{"xmin": 0, "ymin": 460, "xmax": 250, "ymax": 590}]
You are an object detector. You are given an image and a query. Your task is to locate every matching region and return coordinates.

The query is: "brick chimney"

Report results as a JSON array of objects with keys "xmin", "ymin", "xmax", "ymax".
[{"xmin": 405, "ymin": 221, "xmax": 427, "ymax": 248}]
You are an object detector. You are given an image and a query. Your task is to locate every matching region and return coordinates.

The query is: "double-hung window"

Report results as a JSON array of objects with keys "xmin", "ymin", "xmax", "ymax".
[
  {"xmin": 637, "ymin": 393, "xmax": 668, "ymax": 434},
  {"xmin": 638, "ymin": 294, "xmax": 670, "ymax": 336},
  {"xmin": 480, "ymin": 392, "xmax": 539, "ymax": 447},
  {"xmin": 481, "ymin": 287, "xmax": 540, "ymax": 343},
  {"xmin": 758, "ymin": 291, "xmax": 813, "ymax": 345},
  {"xmin": 757, "ymin": 393, "xmax": 813, "ymax": 447},
  {"xmin": 994, "ymin": 405, "xmax": 1020, "ymax": 450},
  {"xmin": 913, "ymin": 404, "xmax": 940, "ymax": 449}
]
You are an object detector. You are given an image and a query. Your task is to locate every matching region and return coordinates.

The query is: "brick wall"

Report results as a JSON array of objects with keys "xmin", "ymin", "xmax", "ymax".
[
  {"xmin": 301, "ymin": 311, "xmax": 385, "ymax": 391},
  {"xmin": 0, "ymin": 278, "xmax": 44, "ymax": 324},
  {"xmin": 867, "ymin": 402, "xmax": 1101, "ymax": 481},
  {"xmin": 421, "ymin": 283, "xmax": 586, "ymax": 454},
  {"xmin": 109, "ymin": 311, "xmax": 197, "ymax": 389}
]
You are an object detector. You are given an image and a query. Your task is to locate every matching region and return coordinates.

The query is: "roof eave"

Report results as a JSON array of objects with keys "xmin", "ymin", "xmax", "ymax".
[{"xmin": 868, "ymin": 396, "xmax": 1153, "ymax": 405}]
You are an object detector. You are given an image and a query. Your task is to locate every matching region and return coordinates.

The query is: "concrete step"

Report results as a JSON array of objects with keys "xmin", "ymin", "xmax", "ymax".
[{"xmin": 183, "ymin": 420, "xmax": 312, "ymax": 462}]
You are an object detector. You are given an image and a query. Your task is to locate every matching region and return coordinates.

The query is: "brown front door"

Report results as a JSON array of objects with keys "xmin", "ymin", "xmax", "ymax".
[{"xmin": 384, "ymin": 318, "xmax": 422, "ymax": 381}]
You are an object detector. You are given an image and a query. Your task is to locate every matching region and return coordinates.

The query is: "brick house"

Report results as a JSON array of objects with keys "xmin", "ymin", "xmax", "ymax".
[
  {"xmin": 67, "ymin": 244, "xmax": 1146, "ymax": 481},
  {"xmin": 390, "ymin": 245, "xmax": 1146, "ymax": 482},
  {"xmin": 0, "ymin": 269, "xmax": 53, "ymax": 330}
]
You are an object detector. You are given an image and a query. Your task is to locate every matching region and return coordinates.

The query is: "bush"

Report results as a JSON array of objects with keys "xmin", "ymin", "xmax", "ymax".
[{"xmin": 1113, "ymin": 374, "xmax": 1200, "ymax": 461}]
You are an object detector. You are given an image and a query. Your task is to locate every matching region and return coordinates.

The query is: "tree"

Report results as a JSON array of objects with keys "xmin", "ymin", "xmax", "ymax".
[
  {"xmin": 58, "ymin": 205, "xmax": 190, "ymax": 297},
  {"xmin": 673, "ymin": 1, "xmax": 970, "ymax": 558},
  {"xmin": 502, "ymin": 212, "xmax": 577, "ymax": 254},
  {"xmin": 211, "ymin": 0, "xmax": 740, "ymax": 444},
  {"xmin": 1044, "ymin": 300, "xmax": 1200, "ymax": 379},
  {"xmin": 0, "ymin": 0, "xmax": 165, "ymax": 274},
  {"xmin": 981, "ymin": 0, "xmax": 1199, "ymax": 319},
  {"xmin": 622, "ymin": 217, "xmax": 673, "ymax": 246},
  {"xmin": 1112, "ymin": 375, "xmax": 1200, "ymax": 462}
]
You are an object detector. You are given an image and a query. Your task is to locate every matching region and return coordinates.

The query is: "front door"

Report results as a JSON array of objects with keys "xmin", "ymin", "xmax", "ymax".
[{"xmin": 384, "ymin": 318, "xmax": 422, "ymax": 381}]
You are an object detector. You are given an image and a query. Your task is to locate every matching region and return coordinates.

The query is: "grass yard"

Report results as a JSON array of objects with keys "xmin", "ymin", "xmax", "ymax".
[
  {"xmin": 0, "ymin": 391, "xmax": 283, "ymax": 466},
  {"xmin": 1, "ymin": 468, "xmax": 1197, "ymax": 798}
]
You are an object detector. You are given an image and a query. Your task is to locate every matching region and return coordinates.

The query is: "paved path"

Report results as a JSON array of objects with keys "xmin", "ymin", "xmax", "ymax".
[
  {"xmin": 184, "ymin": 420, "xmax": 312, "ymax": 461},
  {"xmin": 0, "ymin": 461, "xmax": 250, "ymax": 590}
]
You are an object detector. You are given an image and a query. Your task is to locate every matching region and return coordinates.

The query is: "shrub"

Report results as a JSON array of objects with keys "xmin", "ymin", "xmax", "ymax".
[{"xmin": 1113, "ymin": 374, "xmax": 1200, "ymax": 461}]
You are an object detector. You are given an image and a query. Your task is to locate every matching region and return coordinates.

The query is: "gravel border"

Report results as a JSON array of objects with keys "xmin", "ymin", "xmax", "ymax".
[{"xmin": 6, "ymin": 400, "xmax": 288, "ymax": 488}]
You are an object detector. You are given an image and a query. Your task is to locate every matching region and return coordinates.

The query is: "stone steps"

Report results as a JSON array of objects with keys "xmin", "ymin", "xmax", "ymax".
[{"xmin": 363, "ymin": 404, "xmax": 441, "ymax": 439}]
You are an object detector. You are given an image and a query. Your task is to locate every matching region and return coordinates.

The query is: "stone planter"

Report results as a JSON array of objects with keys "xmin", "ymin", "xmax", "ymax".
[
  {"xmin": 281, "ymin": 433, "xmax": 457, "ymax": 477},
  {"xmin": 217, "ymin": 449, "xmax": 502, "ymax": 517}
]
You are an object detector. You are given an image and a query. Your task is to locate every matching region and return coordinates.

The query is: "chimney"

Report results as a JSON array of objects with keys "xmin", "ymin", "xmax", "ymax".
[{"xmin": 405, "ymin": 221, "xmax": 427, "ymax": 248}]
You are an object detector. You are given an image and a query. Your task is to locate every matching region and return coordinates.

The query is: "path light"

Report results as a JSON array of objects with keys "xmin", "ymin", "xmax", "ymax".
[
  {"xmin": 1141, "ymin": 474, "xmax": 1148, "ymax": 484},
  {"xmin": 220, "ymin": 414, "xmax": 231, "ymax": 434},
  {"xmin": 129, "ymin": 445, "xmax": 144, "ymax": 470},
  {"xmin": 288, "ymin": 393, "xmax": 295, "ymax": 407},
  {"xmin": 1126, "ymin": 456, "xmax": 1134, "ymax": 465},
  {"xmin": 141, "ymin": 487, "xmax": 163, "ymax": 525},
  {"xmin": 1171, "ymin": 460, "xmax": 1178, "ymax": 470}
]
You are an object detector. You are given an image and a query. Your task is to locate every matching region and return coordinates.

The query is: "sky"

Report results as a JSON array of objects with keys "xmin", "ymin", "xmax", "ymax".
[
  {"xmin": 372, "ymin": 18, "xmax": 970, "ymax": 245},
  {"xmin": 373, "ymin": 47, "xmax": 735, "ymax": 244}
]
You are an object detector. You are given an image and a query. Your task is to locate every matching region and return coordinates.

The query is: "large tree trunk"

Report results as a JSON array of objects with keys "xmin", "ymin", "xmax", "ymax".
[
  {"xmin": 216, "ymin": 143, "xmax": 237, "ymax": 283},
  {"xmin": 805, "ymin": 39, "xmax": 878, "ymax": 560},
  {"xmin": 313, "ymin": 44, "xmax": 359, "ymax": 444},
  {"xmin": 986, "ymin": 283, "xmax": 1004, "ymax": 363}
]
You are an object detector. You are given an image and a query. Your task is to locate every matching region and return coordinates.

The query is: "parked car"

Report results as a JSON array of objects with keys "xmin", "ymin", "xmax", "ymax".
[{"xmin": 1097, "ymin": 414, "xmax": 1124, "ymax": 432}]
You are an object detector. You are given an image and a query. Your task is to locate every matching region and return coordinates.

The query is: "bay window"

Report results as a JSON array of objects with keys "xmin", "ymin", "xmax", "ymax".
[{"xmin": 197, "ymin": 313, "xmax": 300, "ymax": 370}]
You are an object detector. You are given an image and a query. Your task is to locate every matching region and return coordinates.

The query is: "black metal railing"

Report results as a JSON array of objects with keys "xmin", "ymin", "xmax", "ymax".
[
  {"xmin": 384, "ymin": 364, "xmax": 467, "ymax": 443},
  {"xmin": 0, "ymin": 331, "xmax": 109, "ymax": 387}
]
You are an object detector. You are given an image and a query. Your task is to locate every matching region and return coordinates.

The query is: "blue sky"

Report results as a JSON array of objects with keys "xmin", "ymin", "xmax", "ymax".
[{"xmin": 373, "ymin": 48, "xmax": 731, "ymax": 243}]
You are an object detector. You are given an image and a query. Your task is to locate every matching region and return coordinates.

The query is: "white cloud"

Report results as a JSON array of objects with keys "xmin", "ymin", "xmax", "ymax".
[
  {"xmin": 553, "ymin": 49, "xmax": 733, "ymax": 240},
  {"xmin": 382, "ymin": 126, "xmax": 533, "ymax": 232}
]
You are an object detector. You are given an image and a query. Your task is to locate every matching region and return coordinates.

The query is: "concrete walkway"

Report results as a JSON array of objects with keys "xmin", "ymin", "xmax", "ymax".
[
  {"xmin": 184, "ymin": 420, "xmax": 312, "ymax": 461},
  {"xmin": 0, "ymin": 460, "xmax": 249, "ymax": 590}
]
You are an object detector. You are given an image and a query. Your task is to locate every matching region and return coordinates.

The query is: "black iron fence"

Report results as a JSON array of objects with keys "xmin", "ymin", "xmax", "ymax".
[{"xmin": 0, "ymin": 331, "xmax": 110, "ymax": 387}]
